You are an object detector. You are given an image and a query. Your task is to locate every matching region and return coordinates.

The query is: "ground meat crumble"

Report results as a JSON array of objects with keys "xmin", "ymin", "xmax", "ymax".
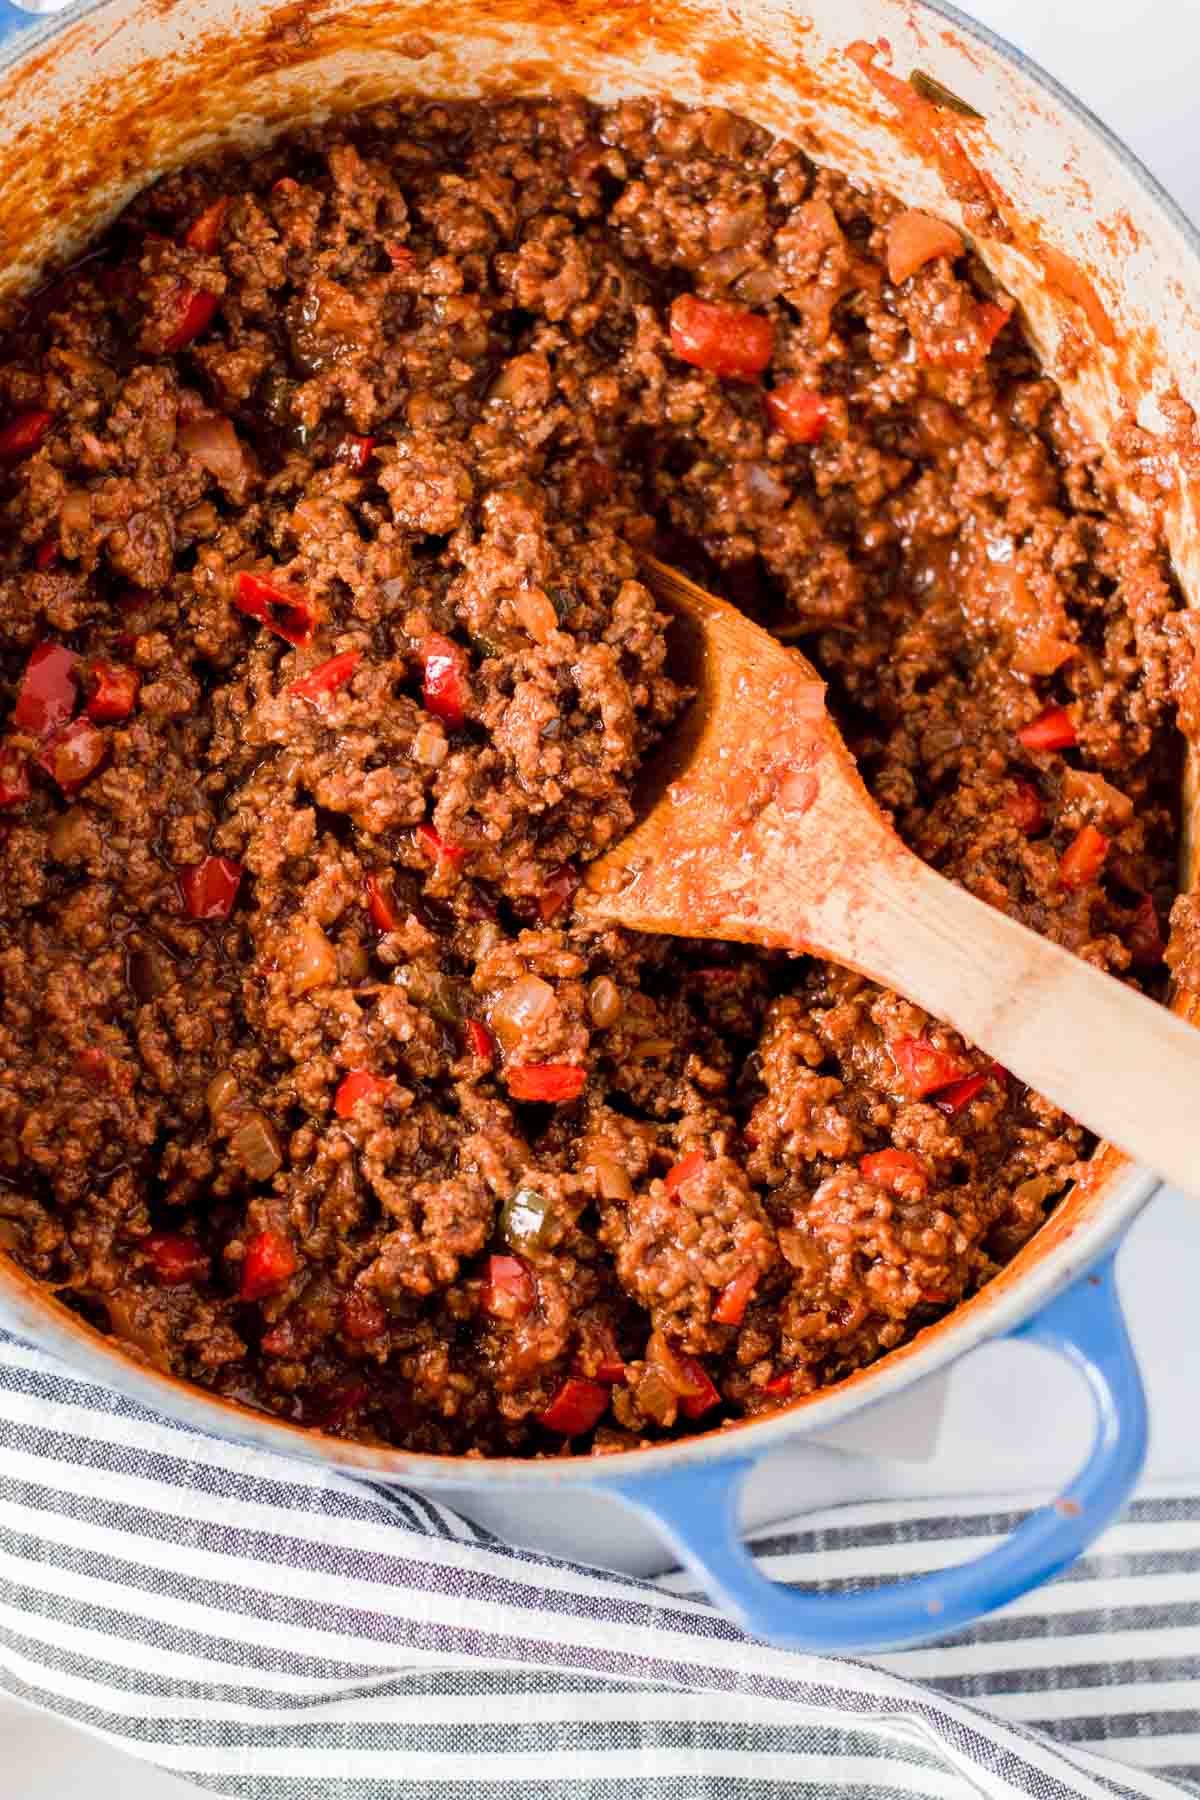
[{"xmin": 0, "ymin": 95, "xmax": 1189, "ymax": 1455}]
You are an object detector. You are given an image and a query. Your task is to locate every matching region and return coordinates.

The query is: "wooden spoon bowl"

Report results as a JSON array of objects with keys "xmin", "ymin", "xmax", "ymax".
[{"xmin": 580, "ymin": 558, "xmax": 1200, "ymax": 1196}]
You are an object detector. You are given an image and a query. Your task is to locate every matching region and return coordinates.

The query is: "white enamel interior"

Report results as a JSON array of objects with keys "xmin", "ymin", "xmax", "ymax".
[{"xmin": 0, "ymin": 0, "xmax": 1191, "ymax": 1488}]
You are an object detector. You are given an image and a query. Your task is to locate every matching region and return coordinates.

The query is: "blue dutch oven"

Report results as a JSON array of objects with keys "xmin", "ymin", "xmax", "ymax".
[{"xmin": 0, "ymin": 0, "xmax": 1192, "ymax": 1652}]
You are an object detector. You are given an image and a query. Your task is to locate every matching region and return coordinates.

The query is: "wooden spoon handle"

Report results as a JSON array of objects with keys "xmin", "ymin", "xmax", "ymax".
[{"xmin": 852, "ymin": 854, "xmax": 1197, "ymax": 1192}]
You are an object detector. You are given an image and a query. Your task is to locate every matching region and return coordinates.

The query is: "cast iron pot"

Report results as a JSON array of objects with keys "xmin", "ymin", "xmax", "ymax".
[{"xmin": 0, "ymin": 0, "xmax": 1193, "ymax": 1652}]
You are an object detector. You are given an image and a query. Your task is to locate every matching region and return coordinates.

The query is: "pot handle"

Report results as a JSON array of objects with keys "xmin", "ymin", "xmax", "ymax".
[{"xmin": 609, "ymin": 1255, "xmax": 1146, "ymax": 1652}]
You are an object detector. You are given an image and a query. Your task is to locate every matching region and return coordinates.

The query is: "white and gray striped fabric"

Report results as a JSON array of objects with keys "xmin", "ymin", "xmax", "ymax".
[{"xmin": 1, "ymin": 1325, "xmax": 1198, "ymax": 1800}]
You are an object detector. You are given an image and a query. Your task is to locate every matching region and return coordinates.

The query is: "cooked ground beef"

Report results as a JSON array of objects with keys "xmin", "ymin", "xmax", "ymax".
[{"xmin": 0, "ymin": 95, "xmax": 1188, "ymax": 1455}]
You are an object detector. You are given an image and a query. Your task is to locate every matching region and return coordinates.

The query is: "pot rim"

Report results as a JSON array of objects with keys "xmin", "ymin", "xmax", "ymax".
[{"xmin": 0, "ymin": 0, "xmax": 1179, "ymax": 1489}]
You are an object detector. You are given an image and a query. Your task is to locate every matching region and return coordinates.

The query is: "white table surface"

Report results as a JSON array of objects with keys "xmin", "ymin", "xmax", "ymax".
[{"xmin": 5, "ymin": 0, "xmax": 1200, "ymax": 1787}]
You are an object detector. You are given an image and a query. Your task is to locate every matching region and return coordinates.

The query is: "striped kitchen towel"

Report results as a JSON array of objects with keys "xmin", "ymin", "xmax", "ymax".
[{"xmin": 0, "ymin": 1324, "xmax": 1197, "ymax": 1800}]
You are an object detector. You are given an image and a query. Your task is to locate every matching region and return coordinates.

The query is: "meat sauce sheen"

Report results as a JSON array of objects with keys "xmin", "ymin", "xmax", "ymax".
[{"xmin": 0, "ymin": 96, "xmax": 1191, "ymax": 1453}]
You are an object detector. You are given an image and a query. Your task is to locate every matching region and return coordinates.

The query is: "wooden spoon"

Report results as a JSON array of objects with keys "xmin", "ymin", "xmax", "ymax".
[{"xmin": 580, "ymin": 556, "xmax": 1200, "ymax": 1194}]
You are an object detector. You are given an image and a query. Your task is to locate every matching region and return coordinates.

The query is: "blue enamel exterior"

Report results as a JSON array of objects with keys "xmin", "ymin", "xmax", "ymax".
[
  {"xmin": 0, "ymin": 3, "xmax": 33, "ymax": 44},
  {"xmin": 607, "ymin": 1257, "xmax": 1146, "ymax": 1651}
]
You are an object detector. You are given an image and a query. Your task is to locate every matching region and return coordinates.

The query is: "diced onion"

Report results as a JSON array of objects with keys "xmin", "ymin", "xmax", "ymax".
[
  {"xmin": 647, "ymin": 1330, "xmax": 692, "ymax": 1396},
  {"xmin": 1011, "ymin": 633, "xmax": 1077, "ymax": 678},
  {"xmin": 709, "ymin": 200, "xmax": 763, "ymax": 251},
  {"xmin": 490, "ymin": 973, "xmax": 555, "ymax": 1049},
  {"xmin": 636, "ymin": 1368, "xmax": 677, "ymax": 1425},
  {"xmin": 743, "ymin": 463, "xmax": 789, "ymax": 508},
  {"xmin": 886, "ymin": 209, "xmax": 963, "ymax": 284},
  {"xmin": 588, "ymin": 1151, "xmax": 633, "ymax": 1202},
  {"xmin": 179, "ymin": 415, "xmax": 249, "ymax": 488},
  {"xmin": 289, "ymin": 919, "xmax": 339, "ymax": 994},
  {"xmin": 60, "ymin": 489, "xmax": 92, "ymax": 534},
  {"xmin": 206, "ymin": 1071, "xmax": 240, "ymax": 1118},
  {"xmin": 47, "ymin": 808, "xmax": 91, "ymax": 862},
  {"xmin": 734, "ymin": 267, "xmax": 782, "ymax": 306},
  {"xmin": 411, "ymin": 722, "xmax": 448, "ymax": 767},
  {"xmin": 1062, "ymin": 767, "xmax": 1134, "ymax": 827},
  {"xmin": 587, "ymin": 976, "xmax": 622, "ymax": 1028},
  {"xmin": 512, "ymin": 589, "xmax": 559, "ymax": 646},
  {"xmin": 229, "ymin": 1111, "xmax": 283, "ymax": 1181},
  {"xmin": 338, "ymin": 942, "xmax": 370, "ymax": 983}
]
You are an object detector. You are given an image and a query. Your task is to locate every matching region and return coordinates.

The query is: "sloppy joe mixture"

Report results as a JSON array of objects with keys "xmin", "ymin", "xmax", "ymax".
[{"xmin": 0, "ymin": 97, "xmax": 1188, "ymax": 1454}]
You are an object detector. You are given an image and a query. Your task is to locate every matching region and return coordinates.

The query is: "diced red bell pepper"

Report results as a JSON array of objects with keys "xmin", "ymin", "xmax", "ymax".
[
  {"xmin": 764, "ymin": 1370, "xmax": 795, "ymax": 1398},
  {"xmin": 365, "ymin": 873, "xmax": 400, "ymax": 932},
  {"xmin": 481, "ymin": 1253, "xmax": 536, "ymax": 1320},
  {"xmin": 179, "ymin": 855, "xmax": 242, "ymax": 919},
  {"xmin": 713, "ymin": 1262, "xmax": 759, "ymax": 1326},
  {"xmin": 86, "ymin": 660, "xmax": 140, "ymax": 723},
  {"xmin": 240, "ymin": 1229, "xmax": 298, "ymax": 1301},
  {"xmin": 507, "ymin": 1063, "xmax": 586, "ymax": 1103},
  {"xmin": 163, "ymin": 286, "xmax": 219, "ymax": 353},
  {"xmin": 144, "ymin": 1231, "xmax": 210, "ymax": 1286},
  {"xmin": 466, "ymin": 1019, "xmax": 496, "ymax": 1063},
  {"xmin": 414, "ymin": 822, "xmax": 465, "ymax": 866},
  {"xmin": 14, "ymin": 642, "xmax": 78, "ymax": 737},
  {"xmin": 933, "ymin": 1072, "xmax": 991, "ymax": 1116},
  {"xmin": 1018, "ymin": 706, "xmax": 1076, "ymax": 752},
  {"xmin": 669, "ymin": 293, "xmax": 774, "ymax": 378},
  {"xmin": 765, "ymin": 381, "xmax": 829, "ymax": 443},
  {"xmin": 341, "ymin": 1289, "xmax": 387, "ymax": 1342},
  {"xmin": 923, "ymin": 300, "xmax": 1011, "ymax": 370},
  {"xmin": 665, "ymin": 1149, "xmax": 705, "ymax": 1196},
  {"xmin": 1005, "ymin": 780, "xmax": 1044, "ymax": 835},
  {"xmin": 334, "ymin": 1070, "xmax": 394, "ymax": 1117},
  {"xmin": 38, "ymin": 718, "xmax": 107, "ymax": 792},
  {"xmin": 1128, "ymin": 895, "xmax": 1165, "ymax": 968},
  {"xmin": 1059, "ymin": 823, "xmax": 1109, "ymax": 890},
  {"xmin": 420, "ymin": 633, "xmax": 467, "ymax": 729},
  {"xmin": 860, "ymin": 1148, "xmax": 929, "ymax": 1193},
  {"xmin": 234, "ymin": 571, "xmax": 318, "ymax": 647},
  {"xmin": 890, "ymin": 1036, "xmax": 969, "ymax": 1099},
  {"xmin": 676, "ymin": 1354, "xmax": 722, "ymax": 1419},
  {"xmin": 77, "ymin": 1047, "xmax": 111, "ymax": 1087},
  {"xmin": 538, "ymin": 863, "xmax": 579, "ymax": 923},
  {"xmin": 34, "ymin": 537, "xmax": 58, "ymax": 571},
  {"xmin": 0, "ymin": 744, "xmax": 29, "ymax": 809},
  {"xmin": 334, "ymin": 434, "xmax": 375, "ymax": 473},
  {"xmin": 592, "ymin": 1330, "xmax": 627, "ymax": 1384},
  {"xmin": 288, "ymin": 649, "xmax": 361, "ymax": 703},
  {"xmin": 0, "ymin": 409, "xmax": 52, "ymax": 460},
  {"xmin": 538, "ymin": 1376, "xmax": 609, "ymax": 1436},
  {"xmin": 184, "ymin": 197, "xmax": 229, "ymax": 254}
]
